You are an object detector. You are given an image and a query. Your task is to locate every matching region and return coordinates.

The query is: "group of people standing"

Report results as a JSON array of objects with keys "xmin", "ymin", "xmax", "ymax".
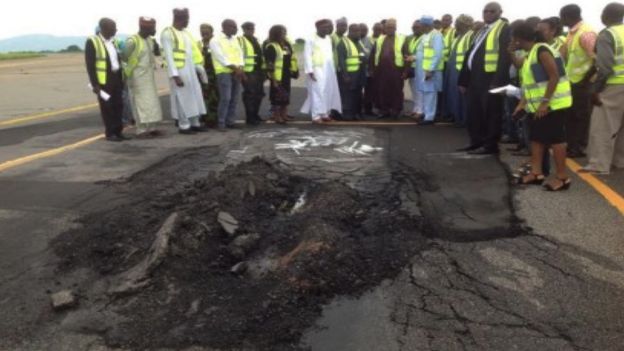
[{"xmin": 85, "ymin": 2, "xmax": 624, "ymax": 188}]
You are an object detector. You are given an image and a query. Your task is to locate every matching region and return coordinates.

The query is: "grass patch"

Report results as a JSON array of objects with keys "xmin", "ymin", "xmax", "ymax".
[{"xmin": 0, "ymin": 52, "xmax": 46, "ymax": 61}]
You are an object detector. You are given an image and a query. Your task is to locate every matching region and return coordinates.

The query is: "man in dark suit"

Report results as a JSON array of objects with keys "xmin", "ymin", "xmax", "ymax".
[
  {"xmin": 85, "ymin": 18, "xmax": 127, "ymax": 142},
  {"xmin": 458, "ymin": 2, "xmax": 511, "ymax": 154}
]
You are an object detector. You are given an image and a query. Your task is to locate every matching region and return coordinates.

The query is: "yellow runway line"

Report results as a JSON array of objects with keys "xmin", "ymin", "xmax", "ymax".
[
  {"xmin": 0, "ymin": 103, "xmax": 100, "ymax": 127},
  {"xmin": 0, "ymin": 134, "xmax": 105, "ymax": 173},
  {"xmin": 566, "ymin": 158, "xmax": 624, "ymax": 215},
  {"xmin": 0, "ymin": 89, "xmax": 169, "ymax": 128}
]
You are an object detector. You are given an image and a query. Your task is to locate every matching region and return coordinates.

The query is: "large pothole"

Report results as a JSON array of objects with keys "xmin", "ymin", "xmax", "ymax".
[{"xmin": 52, "ymin": 156, "xmax": 427, "ymax": 350}]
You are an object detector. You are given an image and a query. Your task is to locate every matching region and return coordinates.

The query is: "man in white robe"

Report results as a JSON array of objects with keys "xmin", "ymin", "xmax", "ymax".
[
  {"xmin": 123, "ymin": 17, "xmax": 163, "ymax": 138},
  {"xmin": 161, "ymin": 8, "xmax": 208, "ymax": 135},
  {"xmin": 301, "ymin": 19, "xmax": 342, "ymax": 123}
]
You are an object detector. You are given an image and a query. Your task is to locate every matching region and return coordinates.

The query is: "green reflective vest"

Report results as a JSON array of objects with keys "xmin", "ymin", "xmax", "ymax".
[
  {"xmin": 212, "ymin": 35, "xmax": 244, "ymax": 75},
  {"xmin": 408, "ymin": 35, "xmax": 423, "ymax": 68},
  {"xmin": 332, "ymin": 33, "xmax": 346, "ymax": 71},
  {"xmin": 422, "ymin": 30, "xmax": 444, "ymax": 71},
  {"xmin": 443, "ymin": 27, "xmax": 456, "ymax": 62},
  {"xmin": 565, "ymin": 22, "xmax": 595, "ymax": 83},
  {"xmin": 124, "ymin": 34, "xmax": 146, "ymax": 78},
  {"xmin": 374, "ymin": 35, "xmax": 405, "ymax": 68},
  {"xmin": 551, "ymin": 36, "xmax": 566, "ymax": 52},
  {"xmin": 163, "ymin": 27, "xmax": 204, "ymax": 69},
  {"xmin": 520, "ymin": 43, "xmax": 572, "ymax": 113},
  {"xmin": 484, "ymin": 19, "xmax": 506, "ymax": 73},
  {"xmin": 238, "ymin": 36, "xmax": 258, "ymax": 73},
  {"xmin": 454, "ymin": 31, "xmax": 474, "ymax": 70},
  {"xmin": 89, "ymin": 35, "xmax": 111, "ymax": 85},
  {"xmin": 343, "ymin": 37, "xmax": 364, "ymax": 73},
  {"xmin": 606, "ymin": 24, "xmax": 624, "ymax": 85}
]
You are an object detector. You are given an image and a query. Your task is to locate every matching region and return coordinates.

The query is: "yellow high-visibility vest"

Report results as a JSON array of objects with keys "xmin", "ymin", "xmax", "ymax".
[
  {"xmin": 565, "ymin": 22, "xmax": 595, "ymax": 83},
  {"xmin": 212, "ymin": 35, "xmax": 244, "ymax": 75},
  {"xmin": 89, "ymin": 35, "xmax": 110, "ymax": 85},
  {"xmin": 606, "ymin": 24, "xmax": 624, "ymax": 85},
  {"xmin": 407, "ymin": 35, "xmax": 423, "ymax": 68},
  {"xmin": 343, "ymin": 37, "xmax": 363, "ymax": 73},
  {"xmin": 267, "ymin": 42, "xmax": 285, "ymax": 81},
  {"xmin": 163, "ymin": 27, "xmax": 204, "ymax": 69},
  {"xmin": 520, "ymin": 43, "xmax": 572, "ymax": 113},
  {"xmin": 443, "ymin": 27, "xmax": 456, "ymax": 62},
  {"xmin": 287, "ymin": 38, "xmax": 299, "ymax": 75},
  {"xmin": 124, "ymin": 34, "xmax": 146, "ymax": 78},
  {"xmin": 238, "ymin": 36, "xmax": 258, "ymax": 73},
  {"xmin": 454, "ymin": 31, "xmax": 474, "ymax": 70},
  {"xmin": 374, "ymin": 34, "xmax": 405, "ymax": 68},
  {"xmin": 484, "ymin": 19, "xmax": 506, "ymax": 73},
  {"xmin": 551, "ymin": 36, "xmax": 566, "ymax": 52},
  {"xmin": 422, "ymin": 30, "xmax": 444, "ymax": 71}
]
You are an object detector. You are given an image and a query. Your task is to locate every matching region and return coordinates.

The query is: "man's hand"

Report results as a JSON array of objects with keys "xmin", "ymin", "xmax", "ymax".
[
  {"xmin": 512, "ymin": 101, "xmax": 527, "ymax": 120},
  {"xmin": 458, "ymin": 86, "xmax": 467, "ymax": 94},
  {"xmin": 591, "ymin": 92, "xmax": 603, "ymax": 107},
  {"xmin": 92, "ymin": 85, "xmax": 101, "ymax": 95},
  {"xmin": 173, "ymin": 76, "xmax": 184, "ymax": 87},
  {"xmin": 425, "ymin": 71, "xmax": 433, "ymax": 80},
  {"xmin": 308, "ymin": 73, "xmax": 317, "ymax": 82},
  {"xmin": 535, "ymin": 102, "xmax": 549, "ymax": 118}
]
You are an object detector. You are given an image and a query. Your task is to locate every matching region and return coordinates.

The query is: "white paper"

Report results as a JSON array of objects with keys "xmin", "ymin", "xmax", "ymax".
[
  {"xmin": 99, "ymin": 90, "xmax": 111, "ymax": 101},
  {"xmin": 489, "ymin": 84, "xmax": 522, "ymax": 99}
]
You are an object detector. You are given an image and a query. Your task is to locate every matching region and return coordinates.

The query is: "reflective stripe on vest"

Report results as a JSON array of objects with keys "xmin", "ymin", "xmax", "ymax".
[
  {"xmin": 238, "ymin": 36, "xmax": 257, "ymax": 73},
  {"xmin": 422, "ymin": 30, "xmax": 444, "ymax": 71},
  {"xmin": 344, "ymin": 38, "xmax": 363, "ymax": 73},
  {"xmin": 374, "ymin": 35, "xmax": 405, "ymax": 68},
  {"xmin": 164, "ymin": 27, "xmax": 204, "ymax": 69},
  {"xmin": 607, "ymin": 24, "xmax": 624, "ymax": 85},
  {"xmin": 454, "ymin": 31, "xmax": 474, "ymax": 70},
  {"xmin": 213, "ymin": 35, "xmax": 244, "ymax": 75},
  {"xmin": 443, "ymin": 27, "xmax": 456, "ymax": 62},
  {"xmin": 484, "ymin": 19, "xmax": 506, "ymax": 73},
  {"xmin": 90, "ymin": 36, "xmax": 108, "ymax": 85},
  {"xmin": 125, "ymin": 34, "xmax": 145, "ymax": 78},
  {"xmin": 551, "ymin": 36, "xmax": 566, "ymax": 52},
  {"xmin": 566, "ymin": 23, "xmax": 595, "ymax": 83},
  {"xmin": 520, "ymin": 43, "xmax": 572, "ymax": 113}
]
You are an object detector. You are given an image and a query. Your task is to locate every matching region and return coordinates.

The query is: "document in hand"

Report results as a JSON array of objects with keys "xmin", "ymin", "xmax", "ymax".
[{"xmin": 489, "ymin": 84, "xmax": 522, "ymax": 99}]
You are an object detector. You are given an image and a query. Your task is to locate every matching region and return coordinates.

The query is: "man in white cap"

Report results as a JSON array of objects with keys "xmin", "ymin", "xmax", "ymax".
[
  {"xmin": 414, "ymin": 15, "xmax": 444, "ymax": 125},
  {"xmin": 301, "ymin": 19, "xmax": 342, "ymax": 123},
  {"xmin": 123, "ymin": 17, "xmax": 163, "ymax": 138},
  {"xmin": 161, "ymin": 8, "xmax": 208, "ymax": 135}
]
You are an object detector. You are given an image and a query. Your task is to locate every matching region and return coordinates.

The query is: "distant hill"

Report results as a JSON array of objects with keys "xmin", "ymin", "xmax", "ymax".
[{"xmin": 0, "ymin": 34, "xmax": 88, "ymax": 53}]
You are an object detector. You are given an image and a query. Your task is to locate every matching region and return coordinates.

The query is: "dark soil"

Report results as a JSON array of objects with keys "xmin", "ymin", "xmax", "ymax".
[{"xmin": 52, "ymin": 156, "xmax": 427, "ymax": 351}]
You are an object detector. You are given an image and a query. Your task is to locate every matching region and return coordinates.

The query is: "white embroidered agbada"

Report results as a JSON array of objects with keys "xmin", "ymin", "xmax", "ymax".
[
  {"xmin": 124, "ymin": 36, "xmax": 163, "ymax": 133},
  {"xmin": 161, "ymin": 28, "xmax": 206, "ymax": 129},
  {"xmin": 300, "ymin": 34, "xmax": 342, "ymax": 119}
]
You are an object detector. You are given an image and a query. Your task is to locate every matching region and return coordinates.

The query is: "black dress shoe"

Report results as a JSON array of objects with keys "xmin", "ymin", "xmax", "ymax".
[
  {"xmin": 468, "ymin": 147, "xmax": 499, "ymax": 155},
  {"xmin": 456, "ymin": 145, "xmax": 481, "ymax": 152},
  {"xmin": 191, "ymin": 126, "xmax": 210, "ymax": 132},
  {"xmin": 106, "ymin": 135, "xmax": 124, "ymax": 142},
  {"xmin": 179, "ymin": 129, "xmax": 197, "ymax": 135}
]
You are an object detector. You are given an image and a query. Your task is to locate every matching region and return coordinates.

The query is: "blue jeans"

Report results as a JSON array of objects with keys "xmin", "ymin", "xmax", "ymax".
[{"xmin": 217, "ymin": 73, "xmax": 241, "ymax": 128}]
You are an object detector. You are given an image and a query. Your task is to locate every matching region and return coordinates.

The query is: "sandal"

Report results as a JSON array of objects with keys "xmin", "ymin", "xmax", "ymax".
[
  {"xmin": 513, "ymin": 173, "xmax": 545, "ymax": 185},
  {"xmin": 544, "ymin": 178, "xmax": 572, "ymax": 192}
]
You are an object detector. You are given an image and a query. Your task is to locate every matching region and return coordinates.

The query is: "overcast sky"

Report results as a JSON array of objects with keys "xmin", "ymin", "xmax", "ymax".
[{"xmin": 0, "ymin": 0, "xmax": 611, "ymax": 41}]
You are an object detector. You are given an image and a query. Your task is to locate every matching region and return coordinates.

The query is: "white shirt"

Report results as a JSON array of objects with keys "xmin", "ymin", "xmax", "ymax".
[
  {"xmin": 209, "ymin": 33, "xmax": 244, "ymax": 68},
  {"xmin": 467, "ymin": 24, "xmax": 491, "ymax": 70},
  {"xmin": 100, "ymin": 34, "xmax": 120, "ymax": 72}
]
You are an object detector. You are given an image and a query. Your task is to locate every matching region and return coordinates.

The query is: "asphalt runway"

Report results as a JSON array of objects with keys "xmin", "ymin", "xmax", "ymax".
[{"xmin": 0, "ymin": 55, "xmax": 623, "ymax": 351}]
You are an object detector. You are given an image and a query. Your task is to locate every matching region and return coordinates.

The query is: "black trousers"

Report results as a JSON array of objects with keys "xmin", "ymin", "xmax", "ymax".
[
  {"xmin": 339, "ymin": 72, "xmax": 364, "ymax": 119},
  {"xmin": 466, "ymin": 86, "xmax": 505, "ymax": 150},
  {"xmin": 97, "ymin": 73, "xmax": 124, "ymax": 138},
  {"xmin": 242, "ymin": 71, "xmax": 265, "ymax": 124},
  {"xmin": 567, "ymin": 81, "xmax": 593, "ymax": 152},
  {"xmin": 363, "ymin": 77, "xmax": 375, "ymax": 114}
]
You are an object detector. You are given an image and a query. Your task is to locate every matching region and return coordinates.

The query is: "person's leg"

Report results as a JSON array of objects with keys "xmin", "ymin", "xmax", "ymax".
[
  {"xmin": 241, "ymin": 74, "xmax": 253, "ymax": 124},
  {"xmin": 109, "ymin": 77, "xmax": 125, "ymax": 136},
  {"xmin": 227, "ymin": 77, "xmax": 241, "ymax": 127},
  {"xmin": 253, "ymin": 72, "xmax": 265, "ymax": 122},
  {"xmin": 530, "ymin": 142, "xmax": 545, "ymax": 176},
  {"xmin": 216, "ymin": 74, "xmax": 232, "ymax": 128},
  {"xmin": 542, "ymin": 147, "xmax": 551, "ymax": 177},
  {"xmin": 484, "ymin": 94, "xmax": 504, "ymax": 151},
  {"xmin": 423, "ymin": 91, "xmax": 437, "ymax": 122},
  {"xmin": 551, "ymin": 143, "xmax": 568, "ymax": 179},
  {"xmin": 568, "ymin": 82, "xmax": 592, "ymax": 156},
  {"xmin": 584, "ymin": 85, "xmax": 623, "ymax": 173}
]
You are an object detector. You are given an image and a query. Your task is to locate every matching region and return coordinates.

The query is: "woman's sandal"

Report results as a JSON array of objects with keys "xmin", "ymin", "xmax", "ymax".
[
  {"xmin": 544, "ymin": 178, "xmax": 572, "ymax": 192},
  {"xmin": 513, "ymin": 173, "xmax": 545, "ymax": 185}
]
